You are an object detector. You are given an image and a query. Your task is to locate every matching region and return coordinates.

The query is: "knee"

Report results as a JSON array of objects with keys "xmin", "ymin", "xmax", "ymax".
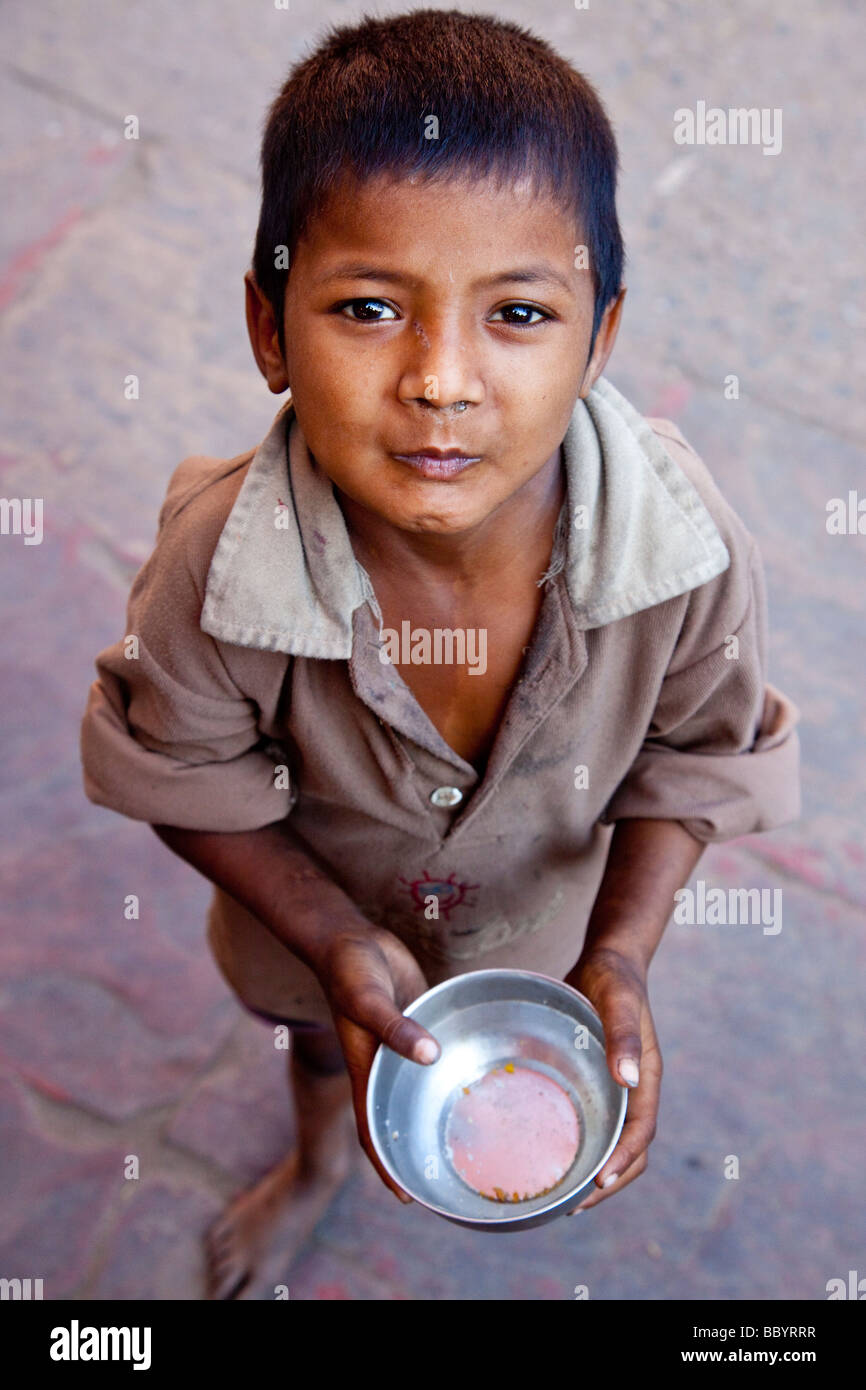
[{"xmin": 292, "ymin": 1027, "xmax": 346, "ymax": 1076}]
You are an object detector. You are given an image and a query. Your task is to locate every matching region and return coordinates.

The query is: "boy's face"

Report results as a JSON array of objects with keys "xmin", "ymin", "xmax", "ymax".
[{"xmin": 246, "ymin": 171, "xmax": 623, "ymax": 541}]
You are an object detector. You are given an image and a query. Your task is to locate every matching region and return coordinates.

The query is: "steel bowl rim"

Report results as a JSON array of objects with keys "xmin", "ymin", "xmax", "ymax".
[{"xmin": 366, "ymin": 967, "xmax": 628, "ymax": 1226}]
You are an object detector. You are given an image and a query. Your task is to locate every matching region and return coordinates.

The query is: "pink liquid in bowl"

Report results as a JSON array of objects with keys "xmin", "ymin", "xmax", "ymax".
[{"xmin": 445, "ymin": 1064, "xmax": 580, "ymax": 1203}]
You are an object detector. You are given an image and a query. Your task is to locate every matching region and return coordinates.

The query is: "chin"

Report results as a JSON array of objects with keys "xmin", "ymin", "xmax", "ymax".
[{"xmin": 396, "ymin": 506, "xmax": 483, "ymax": 534}]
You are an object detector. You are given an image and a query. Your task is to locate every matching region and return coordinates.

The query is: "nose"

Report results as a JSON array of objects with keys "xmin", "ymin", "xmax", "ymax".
[{"xmin": 398, "ymin": 316, "xmax": 484, "ymax": 415}]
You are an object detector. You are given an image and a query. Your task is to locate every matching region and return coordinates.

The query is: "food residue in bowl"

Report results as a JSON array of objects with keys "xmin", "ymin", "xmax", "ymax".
[{"xmin": 445, "ymin": 1063, "xmax": 580, "ymax": 1203}]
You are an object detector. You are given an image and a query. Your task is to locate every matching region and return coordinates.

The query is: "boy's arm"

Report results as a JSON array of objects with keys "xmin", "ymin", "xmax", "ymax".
[
  {"xmin": 575, "ymin": 815, "xmax": 705, "ymax": 974},
  {"xmin": 150, "ymin": 817, "xmax": 377, "ymax": 975},
  {"xmin": 563, "ymin": 514, "xmax": 800, "ymax": 1211},
  {"xmin": 152, "ymin": 815, "xmax": 441, "ymax": 1206},
  {"xmin": 80, "ymin": 456, "xmax": 295, "ymax": 833},
  {"xmin": 566, "ymin": 815, "xmax": 705, "ymax": 1082},
  {"xmin": 562, "ymin": 818, "xmax": 703, "ymax": 1213},
  {"xmin": 80, "ymin": 458, "xmax": 439, "ymax": 1202},
  {"xmin": 598, "ymin": 438, "xmax": 801, "ymax": 844}
]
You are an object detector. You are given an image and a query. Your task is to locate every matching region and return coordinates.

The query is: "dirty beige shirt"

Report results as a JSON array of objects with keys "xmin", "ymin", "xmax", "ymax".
[{"xmin": 80, "ymin": 377, "xmax": 801, "ymax": 1025}]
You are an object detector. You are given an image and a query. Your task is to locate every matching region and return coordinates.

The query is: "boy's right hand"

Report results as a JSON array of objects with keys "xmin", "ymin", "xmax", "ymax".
[{"xmin": 315, "ymin": 927, "xmax": 441, "ymax": 1203}]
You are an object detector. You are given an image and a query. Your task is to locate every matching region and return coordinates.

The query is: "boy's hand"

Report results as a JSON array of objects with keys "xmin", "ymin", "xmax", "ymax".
[
  {"xmin": 563, "ymin": 946, "xmax": 662, "ymax": 1214},
  {"xmin": 315, "ymin": 927, "xmax": 441, "ymax": 1204}
]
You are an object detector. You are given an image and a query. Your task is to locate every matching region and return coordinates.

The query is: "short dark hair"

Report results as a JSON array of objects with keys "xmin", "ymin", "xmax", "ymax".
[{"xmin": 252, "ymin": 8, "xmax": 625, "ymax": 361}]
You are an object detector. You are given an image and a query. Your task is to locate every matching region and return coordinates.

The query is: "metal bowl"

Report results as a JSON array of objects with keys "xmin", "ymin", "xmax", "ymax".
[{"xmin": 366, "ymin": 968, "xmax": 627, "ymax": 1230}]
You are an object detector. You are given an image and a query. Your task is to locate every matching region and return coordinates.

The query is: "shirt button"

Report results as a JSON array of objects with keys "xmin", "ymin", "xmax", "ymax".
[{"xmin": 430, "ymin": 785, "xmax": 463, "ymax": 808}]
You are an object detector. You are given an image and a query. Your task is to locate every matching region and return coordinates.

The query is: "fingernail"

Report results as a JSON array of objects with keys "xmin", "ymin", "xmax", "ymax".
[
  {"xmin": 618, "ymin": 1058, "xmax": 639, "ymax": 1087},
  {"xmin": 566, "ymin": 1208, "xmax": 584, "ymax": 1217},
  {"xmin": 414, "ymin": 1038, "xmax": 439, "ymax": 1064},
  {"xmin": 601, "ymin": 1172, "xmax": 619, "ymax": 1189},
  {"xmin": 396, "ymin": 1191, "xmax": 412, "ymax": 1204}
]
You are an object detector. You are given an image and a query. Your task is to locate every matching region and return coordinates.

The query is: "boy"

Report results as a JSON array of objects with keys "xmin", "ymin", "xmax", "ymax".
[{"xmin": 80, "ymin": 9, "xmax": 801, "ymax": 1298}]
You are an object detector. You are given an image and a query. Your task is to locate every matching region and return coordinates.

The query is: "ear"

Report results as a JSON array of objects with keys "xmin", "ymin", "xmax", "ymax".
[
  {"xmin": 244, "ymin": 270, "xmax": 290, "ymax": 394},
  {"xmin": 578, "ymin": 286, "xmax": 626, "ymax": 397}
]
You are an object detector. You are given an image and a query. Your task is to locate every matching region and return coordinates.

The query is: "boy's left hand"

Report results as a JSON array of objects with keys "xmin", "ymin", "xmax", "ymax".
[{"xmin": 563, "ymin": 946, "xmax": 662, "ymax": 1213}]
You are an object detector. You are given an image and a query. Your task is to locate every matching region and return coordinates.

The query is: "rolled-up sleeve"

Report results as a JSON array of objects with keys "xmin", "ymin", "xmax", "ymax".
[
  {"xmin": 600, "ymin": 537, "xmax": 801, "ymax": 842},
  {"xmin": 80, "ymin": 463, "xmax": 295, "ymax": 832}
]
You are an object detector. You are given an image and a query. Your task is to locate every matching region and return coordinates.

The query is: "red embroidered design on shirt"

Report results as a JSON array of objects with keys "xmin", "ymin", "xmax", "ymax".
[{"xmin": 398, "ymin": 869, "xmax": 479, "ymax": 922}]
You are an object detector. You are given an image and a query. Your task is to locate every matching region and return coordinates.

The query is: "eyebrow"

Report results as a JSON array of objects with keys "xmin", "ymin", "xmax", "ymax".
[{"xmin": 312, "ymin": 262, "xmax": 574, "ymax": 294}]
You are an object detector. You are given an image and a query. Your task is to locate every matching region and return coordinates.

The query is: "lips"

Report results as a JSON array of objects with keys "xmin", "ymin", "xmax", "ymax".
[{"xmin": 391, "ymin": 445, "xmax": 482, "ymax": 480}]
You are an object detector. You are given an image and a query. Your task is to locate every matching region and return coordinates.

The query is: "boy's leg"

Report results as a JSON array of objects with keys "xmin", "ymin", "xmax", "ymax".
[
  {"xmin": 291, "ymin": 1026, "xmax": 355, "ymax": 1179},
  {"xmin": 206, "ymin": 1021, "xmax": 356, "ymax": 1300}
]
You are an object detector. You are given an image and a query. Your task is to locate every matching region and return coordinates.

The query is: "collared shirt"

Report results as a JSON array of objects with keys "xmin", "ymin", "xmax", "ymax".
[{"xmin": 80, "ymin": 377, "xmax": 801, "ymax": 1023}]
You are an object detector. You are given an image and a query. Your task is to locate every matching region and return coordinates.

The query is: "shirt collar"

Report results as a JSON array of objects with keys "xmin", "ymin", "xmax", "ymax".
[{"xmin": 200, "ymin": 376, "xmax": 730, "ymax": 657}]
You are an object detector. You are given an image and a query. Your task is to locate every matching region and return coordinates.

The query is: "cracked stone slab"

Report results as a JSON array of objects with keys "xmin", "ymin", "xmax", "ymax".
[
  {"xmin": 0, "ymin": 1074, "xmax": 122, "ymax": 1297},
  {"xmin": 86, "ymin": 1178, "xmax": 223, "ymax": 1300},
  {"xmin": 0, "ymin": 971, "xmax": 237, "ymax": 1121},
  {"xmin": 0, "ymin": 823, "xmax": 232, "ymax": 1035}
]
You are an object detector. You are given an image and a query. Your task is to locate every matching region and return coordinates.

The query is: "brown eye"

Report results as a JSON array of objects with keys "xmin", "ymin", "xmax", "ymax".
[
  {"xmin": 492, "ymin": 303, "xmax": 549, "ymax": 326},
  {"xmin": 338, "ymin": 299, "xmax": 398, "ymax": 321}
]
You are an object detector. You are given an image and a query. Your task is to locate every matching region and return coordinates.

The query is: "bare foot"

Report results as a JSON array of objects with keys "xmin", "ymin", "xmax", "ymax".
[{"xmin": 206, "ymin": 1112, "xmax": 357, "ymax": 1300}]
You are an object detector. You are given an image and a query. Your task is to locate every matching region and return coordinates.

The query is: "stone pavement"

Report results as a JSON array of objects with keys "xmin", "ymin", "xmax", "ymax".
[{"xmin": 1, "ymin": 1, "xmax": 863, "ymax": 1300}]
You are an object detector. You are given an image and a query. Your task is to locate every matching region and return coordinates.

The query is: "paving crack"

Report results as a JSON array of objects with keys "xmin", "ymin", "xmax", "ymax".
[{"xmin": 5, "ymin": 62, "xmax": 168, "ymax": 140}]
